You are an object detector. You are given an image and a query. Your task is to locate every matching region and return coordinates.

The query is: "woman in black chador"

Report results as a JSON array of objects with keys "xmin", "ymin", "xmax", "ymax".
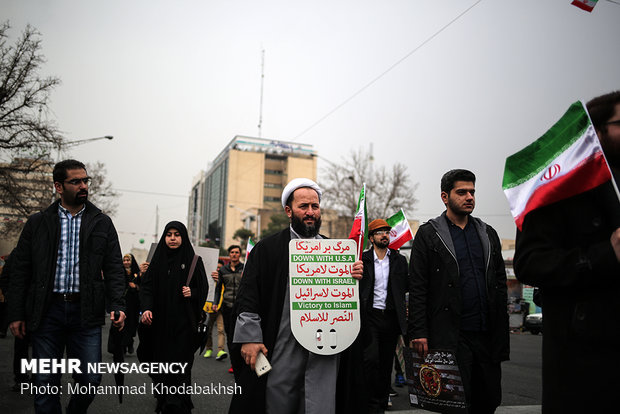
[
  {"xmin": 139, "ymin": 221, "xmax": 208, "ymax": 413},
  {"xmin": 122, "ymin": 253, "xmax": 141, "ymax": 354}
]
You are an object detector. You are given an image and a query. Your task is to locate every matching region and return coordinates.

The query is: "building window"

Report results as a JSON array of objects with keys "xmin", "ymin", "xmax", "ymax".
[
  {"xmin": 265, "ymin": 169, "xmax": 283, "ymax": 175},
  {"xmin": 264, "ymin": 196, "xmax": 280, "ymax": 202},
  {"xmin": 264, "ymin": 183, "xmax": 282, "ymax": 189}
]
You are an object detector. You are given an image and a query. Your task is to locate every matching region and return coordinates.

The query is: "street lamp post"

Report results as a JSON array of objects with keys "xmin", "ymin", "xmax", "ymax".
[{"xmin": 56, "ymin": 135, "xmax": 114, "ymax": 161}]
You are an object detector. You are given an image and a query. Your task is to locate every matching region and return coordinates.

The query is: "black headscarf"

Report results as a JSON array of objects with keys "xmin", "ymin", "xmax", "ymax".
[
  {"xmin": 139, "ymin": 221, "xmax": 208, "ymax": 362},
  {"xmin": 148, "ymin": 221, "xmax": 195, "ymax": 279},
  {"xmin": 123, "ymin": 253, "xmax": 141, "ymax": 277}
]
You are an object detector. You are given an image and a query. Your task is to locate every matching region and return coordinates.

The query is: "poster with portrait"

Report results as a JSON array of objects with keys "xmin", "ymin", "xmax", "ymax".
[
  {"xmin": 404, "ymin": 348, "xmax": 467, "ymax": 413},
  {"xmin": 289, "ymin": 239, "xmax": 359, "ymax": 355}
]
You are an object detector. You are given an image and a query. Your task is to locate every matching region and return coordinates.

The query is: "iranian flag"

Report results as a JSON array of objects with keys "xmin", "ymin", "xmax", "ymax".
[
  {"xmin": 386, "ymin": 209, "xmax": 414, "ymax": 250},
  {"xmin": 503, "ymin": 101, "xmax": 612, "ymax": 231},
  {"xmin": 571, "ymin": 0, "xmax": 598, "ymax": 12},
  {"xmin": 348, "ymin": 184, "xmax": 368, "ymax": 259},
  {"xmin": 245, "ymin": 238, "xmax": 255, "ymax": 262}
]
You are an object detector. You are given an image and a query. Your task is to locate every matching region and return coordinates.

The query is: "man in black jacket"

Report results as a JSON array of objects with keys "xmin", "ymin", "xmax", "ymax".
[
  {"xmin": 213, "ymin": 245, "xmax": 244, "ymax": 367},
  {"xmin": 408, "ymin": 169, "xmax": 509, "ymax": 414},
  {"xmin": 8, "ymin": 159, "xmax": 126, "ymax": 414},
  {"xmin": 514, "ymin": 91, "xmax": 620, "ymax": 412},
  {"xmin": 361, "ymin": 218, "xmax": 409, "ymax": 413}
]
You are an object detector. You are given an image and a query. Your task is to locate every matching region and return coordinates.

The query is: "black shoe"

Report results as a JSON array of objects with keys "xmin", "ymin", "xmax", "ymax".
[{"xmin": 389, "ymin": 387, "xmax": 398, "ymax": 397}]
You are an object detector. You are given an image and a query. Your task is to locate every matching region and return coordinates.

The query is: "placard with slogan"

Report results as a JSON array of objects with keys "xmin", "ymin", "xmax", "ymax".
[{"xmin": 289, "ymin": 239, "xmax": 360, "ymax": 355}]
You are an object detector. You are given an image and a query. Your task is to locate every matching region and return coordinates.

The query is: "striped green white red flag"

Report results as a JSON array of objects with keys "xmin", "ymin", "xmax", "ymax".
[
  {"xmin": 245, "ymin": 238, "xmax": 255, "ymax": 262},
  {"xmin": 571, "ymin": 0, "xmax": 598, "ymax": 13},
  {"xmin": 348, "ymin": 184, "xmax": 368, "ymax": 259},
  {"xmin": 503, "ymin": 101, "xmax": 612, "ymax": 231},
  {"xmin": 386, "ymin": 209, "xmax": 413, "ymax": 250}
]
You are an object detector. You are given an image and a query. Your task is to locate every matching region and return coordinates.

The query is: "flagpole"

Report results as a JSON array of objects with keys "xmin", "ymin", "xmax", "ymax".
[{"xmin": 357, "ymin": 232, "xmax": 362, "ymax": 261}]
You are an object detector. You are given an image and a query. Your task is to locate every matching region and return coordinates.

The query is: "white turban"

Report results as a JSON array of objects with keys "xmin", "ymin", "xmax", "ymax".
[{"xmin": 281, "ymin": 178, "xmax": 322, "ymax": 208}]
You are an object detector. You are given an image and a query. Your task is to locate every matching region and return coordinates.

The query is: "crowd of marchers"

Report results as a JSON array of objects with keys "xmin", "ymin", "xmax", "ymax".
[{"xmin": 0, "ymin": 90, "xmax": 619, "ymax": 414}]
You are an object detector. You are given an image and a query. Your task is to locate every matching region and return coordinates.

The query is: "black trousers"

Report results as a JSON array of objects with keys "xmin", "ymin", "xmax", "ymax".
[
  {"xmin": 14, "ymin": 333, "xmax": 30, "ymax": 382},
  {"xmin": 364, "ymin": 308, "xmax": 400, "ymax": 413},
  {"xmin": 455, "ymin": 330, "xmax": 502, "ymax": 414}
]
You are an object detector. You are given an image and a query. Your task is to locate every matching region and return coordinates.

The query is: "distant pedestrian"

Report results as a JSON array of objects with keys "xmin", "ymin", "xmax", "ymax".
[
  {"xmin": 122, "ymin": 253, "xmax": 141, "ymax": 354},
  {"xmin": 139, "ymin": 221, "xmax": 208, "ymax": 413},
  {"xmin": 212, "ymin": 245, "xmax": 244, "ymax": 371},
  {"xmin": 203, "ymin": 260, "xmax": 226, "ymax": 359}
]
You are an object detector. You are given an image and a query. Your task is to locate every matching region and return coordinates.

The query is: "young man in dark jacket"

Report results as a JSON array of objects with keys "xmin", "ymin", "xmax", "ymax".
[
  {"xmin": 408, "ymin": 169, "xmax": 509, "ymax": 414},
  {"xmin": 514, "ymin": 91, "xmax": 620, "ymax": 412},
  {"xmin": 8, "ymin": 159, "xmax": 126, "ymax": 414},
  {"xmin": 213, "ymin": 245, "xmax": 244, "ymax": 365}
]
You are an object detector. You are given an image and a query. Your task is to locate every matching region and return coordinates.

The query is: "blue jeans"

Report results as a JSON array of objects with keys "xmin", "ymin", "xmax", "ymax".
[{"xmin": 31, "ymin": 300, "xmax": 102, "ymax": 414}]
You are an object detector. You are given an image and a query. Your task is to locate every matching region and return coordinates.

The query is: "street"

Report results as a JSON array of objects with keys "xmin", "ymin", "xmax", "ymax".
[{"xmin": 0, "ymin": 320, "xmax": 542, "ymax": 413}]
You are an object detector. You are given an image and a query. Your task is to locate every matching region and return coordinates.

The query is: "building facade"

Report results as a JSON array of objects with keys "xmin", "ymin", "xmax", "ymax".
[{"xmin": 188, "ymin": 136, "xmax": 317, "ymax": 249}]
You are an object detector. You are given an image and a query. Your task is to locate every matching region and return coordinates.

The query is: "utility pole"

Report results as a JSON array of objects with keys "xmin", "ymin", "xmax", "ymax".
[
  {"xmin": 155, "ymin": 205, "xmax": 159, "ymax": 242},
  {"xmin": 258, "ymin": 48, "xmax": 265, "ymax": 138}
]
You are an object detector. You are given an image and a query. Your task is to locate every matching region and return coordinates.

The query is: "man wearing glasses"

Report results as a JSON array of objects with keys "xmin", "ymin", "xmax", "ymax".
[
  {"xmin": 408, "ymin": 169, "xmax": 509, "ymax": 414},
  {"xmin": 360, "ymin": 219, "xmax": 409, "ymax": 413},
  {"xmin": 8, "ymin": 159, "xmax": 126, "ymax": 414}
]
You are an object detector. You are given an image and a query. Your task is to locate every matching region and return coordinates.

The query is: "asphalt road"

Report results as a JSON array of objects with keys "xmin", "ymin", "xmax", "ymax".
[{"xmin": 0, "ymin": 319, "xmax": 542, "ymax": 413}]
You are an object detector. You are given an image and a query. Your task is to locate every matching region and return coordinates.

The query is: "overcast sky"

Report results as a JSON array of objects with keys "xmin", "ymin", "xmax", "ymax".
[{"xmin": 3, "ymin": 0, "xmax": 620, "ymax": 252}]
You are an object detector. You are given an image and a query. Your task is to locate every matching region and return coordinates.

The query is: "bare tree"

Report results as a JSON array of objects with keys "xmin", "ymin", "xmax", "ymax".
[
  {"xmin": 86, "ymin": 161, "xmax": 119, "ymax": 217},
  {"xmin": 0, "ymin": 22, "xmax": 63, "ymax": 239},
  {"xmin": 320, "ymin": 146, "xmax": 418, "ymax": 220},
  {"xmin": 0, "ymin": 24, "xmax": 120, "ymax": 241},
  {"xmin": 0, "ymin": 22, "xmax": 63, "ymax": 159}
]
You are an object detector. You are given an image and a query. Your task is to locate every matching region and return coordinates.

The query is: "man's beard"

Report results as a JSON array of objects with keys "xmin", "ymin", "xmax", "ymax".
[
  {"xmin": 75, "ymin": 191, "xmax": 88, "ymax": 205},
  {"xmin": 447, "ymin": 197, "xmax": 473, "ymax": 217},
  {"xmin": 291, "ymin": 213, "xmax": 322, "ymax": 238},
  {"xmin": 373, "ymin": 237, "xmax": 389, "ymax": 249}
]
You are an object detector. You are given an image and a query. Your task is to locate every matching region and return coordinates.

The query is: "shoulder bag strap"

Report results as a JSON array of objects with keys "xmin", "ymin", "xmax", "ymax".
[{"xmin": 186, "ymin": 254, "xmax": 199, "ymax": 286}]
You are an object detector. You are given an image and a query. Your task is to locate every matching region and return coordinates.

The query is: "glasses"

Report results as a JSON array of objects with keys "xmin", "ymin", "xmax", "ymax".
[
  {"xmin": 372, "ymin": 230, "xmax": 390, "ymax": 235},
  {"xmin": 606, "ymin": 119, "xmax": 620, "ymax": 126},
  {"xmin": 64, "ymin": 177, "xmax": 91, "ymax": 186}
]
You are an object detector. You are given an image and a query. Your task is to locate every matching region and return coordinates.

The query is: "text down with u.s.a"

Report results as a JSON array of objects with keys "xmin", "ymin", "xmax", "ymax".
[{"xmin": 289, "ymin": 239, "xmax": 360, "ymax": 355}]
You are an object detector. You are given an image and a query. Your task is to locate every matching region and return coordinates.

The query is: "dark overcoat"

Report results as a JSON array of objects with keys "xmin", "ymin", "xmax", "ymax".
[
  {"xmin": 514, "ymin": 181, "xmax": 620, "ymax": 412},
  {"xmin": 408, "ymin": 212, "xmax": 509, "ymax": 363}
]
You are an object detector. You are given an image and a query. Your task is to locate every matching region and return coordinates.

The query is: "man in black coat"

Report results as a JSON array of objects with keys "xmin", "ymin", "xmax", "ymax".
[
  {"xmin": 408, "ymin": 169, "xmax": 509, "ymax": 414},
  {"xmin": 360, "ymin": 218, "xmax": 409, "ymax": 413},
  {"xmin": 8, "ymin": 159, "xmax": 126, "ymax": 414},
  {"xmin": 230, "ymin": 178, "xmax": 363, "ymax": 414},
  {"xmin": 514, "ymin": 91, "xmax": 620, "ymax": 412}
]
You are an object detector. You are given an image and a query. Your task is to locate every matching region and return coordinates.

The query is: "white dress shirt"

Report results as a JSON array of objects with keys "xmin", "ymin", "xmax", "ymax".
[{"xmin": 372, "ymin": 248, "xmax": 391, "ymax": 309}]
